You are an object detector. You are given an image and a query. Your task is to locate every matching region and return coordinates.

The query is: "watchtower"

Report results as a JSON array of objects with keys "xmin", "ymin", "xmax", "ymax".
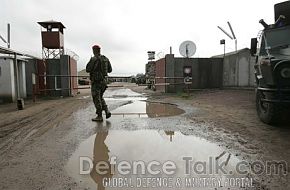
[{"xmin": 38, "ymin": 20, "xmax": 65, "ymax": 59}]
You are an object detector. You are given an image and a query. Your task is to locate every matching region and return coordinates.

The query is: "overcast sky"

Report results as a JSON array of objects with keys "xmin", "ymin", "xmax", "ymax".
[{"xmin": 0, "ymin": 0, "xmax": 284, "ymax": 75}]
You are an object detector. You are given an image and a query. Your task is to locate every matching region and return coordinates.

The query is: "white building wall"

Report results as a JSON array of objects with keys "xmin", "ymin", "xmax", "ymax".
[
  {"xmin": 222, "ymin": 49, "xmax": 255, "ymax": 87},
  {"xmin": 238, "ymin": 56, "xmax": 250, "ymax": 86},
  {"xmin": 223, "ymin": 54, "xmax": 238, "ymax": 86},
  {"xmin": 0, "ymin": 57, "xmax": 27, "ymax": 103},
  {"xmin": 19, "ymin": 61, "xmax": 27, "ymax": 98},
  {"xmin": 0, "ymin": 58, "xmax": 15, "ymax": 102}
]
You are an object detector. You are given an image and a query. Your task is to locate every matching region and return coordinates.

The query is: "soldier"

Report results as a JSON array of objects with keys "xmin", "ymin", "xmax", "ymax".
[{"xmin": 86, "ymin": 45, "xmax": 112, "ymax": 122}]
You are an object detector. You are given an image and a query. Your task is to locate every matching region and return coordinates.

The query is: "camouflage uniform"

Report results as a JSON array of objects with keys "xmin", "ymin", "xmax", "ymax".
[{"xmin": 86, "ymin": 54, "xmax": 112, "ymax": 120}]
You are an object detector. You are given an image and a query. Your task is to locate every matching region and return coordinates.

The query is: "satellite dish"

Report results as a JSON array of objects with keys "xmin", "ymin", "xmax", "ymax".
[
  {"xmin": 156, "ymin": 52, "xmax": 165, "ymax": 59},
  {"xmin": 179, "ymin": 40, "xmax": 196, "ymax": 58}
]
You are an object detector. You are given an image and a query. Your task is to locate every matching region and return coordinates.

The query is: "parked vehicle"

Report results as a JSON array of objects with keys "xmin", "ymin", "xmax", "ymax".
[{"xmin": 250, "ymin": 1, "xmax": 290, "ymax": 124}]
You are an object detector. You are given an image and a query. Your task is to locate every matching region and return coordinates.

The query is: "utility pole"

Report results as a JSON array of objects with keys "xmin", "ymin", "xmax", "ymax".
[
  {"xmin": 218, "ymin": 21, "xmax": 239, "ymax": 86},
  {"xmin": 7, "ymin": 23, "xmax": 10, "ymax": 48},
  {"xmin": 227, "ymin": 21, "xmax": 237, "ymax": 52},
  {"xmin": 220, "ymin": 39, "xmax": 225, "ymax": 57},
  {"xmin": 217, "ymin": 21, "xmax": 237, "ymax": 52},
  {"xmin": 0, "ymin": 23, "xmax": 11, "ymax": 48}
]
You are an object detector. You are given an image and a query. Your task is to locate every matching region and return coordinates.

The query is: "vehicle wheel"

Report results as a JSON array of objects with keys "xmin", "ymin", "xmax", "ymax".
[{"xmin": 256, "ymin": 90, "xmax": 281, "ymax": 124}]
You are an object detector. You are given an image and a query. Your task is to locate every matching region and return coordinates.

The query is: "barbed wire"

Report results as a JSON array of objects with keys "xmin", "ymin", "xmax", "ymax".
[{"xmin": 65, "ymin": 48, "xmax": 79, "ymax": 61}]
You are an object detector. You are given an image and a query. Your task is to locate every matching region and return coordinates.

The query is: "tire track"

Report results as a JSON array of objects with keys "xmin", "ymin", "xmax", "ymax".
[{"xmin": 0, "ymin": 98, "xmax": 91, "ymax": 158}]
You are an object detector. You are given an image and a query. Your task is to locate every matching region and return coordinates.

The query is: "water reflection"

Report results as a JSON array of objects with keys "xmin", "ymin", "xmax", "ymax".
[
  {"xmin": 66, "ymin": 127, "xmax": 248, "ymax": 190},
  {"xmin": 91, "ymin": 122, "xmax": 114, "ymax": 190},
  {"xmin": 165, "ymin": 131, "xmax": 175, "ymax": 142},
  {"xmin": 90, "ymin": 132, "xmax": 111, "ymax": 190},
  {"xmin": 111, "ymin": 101, "xmax": 184, "ymax": 118},
  {"xmin": 146, "ymin": 102, "xmax": 184, "ymax": 118}
]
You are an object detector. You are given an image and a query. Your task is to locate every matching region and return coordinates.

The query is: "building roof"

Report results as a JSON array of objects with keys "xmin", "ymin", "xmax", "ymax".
[
  {"xmin": 38, "ymin": 20, "xmax": 66, "ymax": 29},
  {"xmin": 0, "ymin": 46, "xmax": 41, "ymax": 60},
  {"xmin": 0, "ymin": 55, "xmax": 29, "ymax": 62},
  {"xmin": 212, "ymin": 48, "xmax": 250, "ymax": 58}
]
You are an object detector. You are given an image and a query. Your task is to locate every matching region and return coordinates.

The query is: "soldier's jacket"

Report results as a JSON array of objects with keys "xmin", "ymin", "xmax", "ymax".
[{"xmin": 86, "ymin": 55, "xmax": 112, "ymax": 83}]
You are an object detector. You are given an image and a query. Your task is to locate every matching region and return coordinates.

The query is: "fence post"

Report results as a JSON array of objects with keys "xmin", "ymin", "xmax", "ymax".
[
  {"xmin": 54, "ymin": 76, "xmax": 57, "ymax": 90},
  {"xmin": 32, "ymin": 73, "xmax": 36, "ymax": 102}
]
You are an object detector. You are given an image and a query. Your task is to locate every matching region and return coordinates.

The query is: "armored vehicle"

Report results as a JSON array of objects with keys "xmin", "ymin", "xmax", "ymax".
[{"xmin": 251, "ymin": 1, "xmax": 290, "ymax": 124}]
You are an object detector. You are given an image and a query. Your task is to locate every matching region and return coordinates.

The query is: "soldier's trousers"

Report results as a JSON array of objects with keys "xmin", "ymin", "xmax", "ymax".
[{"xmin": 91, "ymin": 82, "xmax": 108, "ymax": 115}]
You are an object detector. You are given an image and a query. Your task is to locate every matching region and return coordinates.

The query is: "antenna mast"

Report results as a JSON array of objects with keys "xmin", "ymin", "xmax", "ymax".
[{"xmin": 0, "ymin": 23, "xmax": 10, "ymax": 48}]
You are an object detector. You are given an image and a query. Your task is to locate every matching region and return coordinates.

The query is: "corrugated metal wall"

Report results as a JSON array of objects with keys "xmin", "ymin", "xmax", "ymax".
[
  {"xmin": 155, "ymin": 50, "xmax": 254, "ymax": 93},
  {"xmin": 46, "ymin": 55, "xmax": 76, "ymax": 97},
  {"xmin": 195, "ymin": 58, "xmax": 223, "ymax": 88},
  {"xmin": 155, "ymin": 55, "xmax": 223, "ymax": 93},
  {"xmin": 25, "ymin": 59, "xmax": 37, "ymax": 97}
]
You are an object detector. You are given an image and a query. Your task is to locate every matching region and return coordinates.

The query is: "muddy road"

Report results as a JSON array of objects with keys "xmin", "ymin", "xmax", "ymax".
[{"xmin": 0, "ymin": 84, "xmax": 289, "ymax": 190}]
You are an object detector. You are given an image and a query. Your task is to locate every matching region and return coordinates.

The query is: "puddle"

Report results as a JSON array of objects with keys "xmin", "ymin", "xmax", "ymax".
[
  {"xmin": 67, "ymin": 88, "xmax": 252, "ymax": 189},
  {"xmin": 104, "ymin": 89, "xmax": 143, "ymax": 99},
  {"xmin": 84, "ymin": 88, "xmax": 184, "ymax": 118},
  {"xmin": 66, "ymin": 129, "xmax": 251, "ymax": 190},
  {"xmin": 111, "ymin": 95, "xmax": 129, "ymax": 98},
  {"xmin": 110, "ymin": 99, "xmax": 184, "ymax": 118}
]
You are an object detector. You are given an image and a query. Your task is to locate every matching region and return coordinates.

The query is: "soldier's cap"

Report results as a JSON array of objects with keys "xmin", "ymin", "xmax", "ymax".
[{"xmin": 92, "ymin": 45, "xmax": 101, "ymax": 49}]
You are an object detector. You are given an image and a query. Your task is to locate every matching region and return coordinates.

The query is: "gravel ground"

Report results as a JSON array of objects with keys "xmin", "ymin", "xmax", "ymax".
[{"xmin": 128, "ymin": 85, "xmax": 290, "ymax": 190}]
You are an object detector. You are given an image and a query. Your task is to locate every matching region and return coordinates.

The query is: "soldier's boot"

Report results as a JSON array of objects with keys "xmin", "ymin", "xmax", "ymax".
[
  {"xmin": 92, "ymin": 112, "xmax": 103, "ymax": 122},
  {"xmin": 103, "ymin": 106, "xmax": 111, "ymax": 119}
]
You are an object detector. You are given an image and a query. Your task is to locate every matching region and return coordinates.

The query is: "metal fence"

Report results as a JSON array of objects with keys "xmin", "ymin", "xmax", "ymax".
[{"xmin": 33, "ymin": 75, "xmax": 192, "ymax": 100}]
